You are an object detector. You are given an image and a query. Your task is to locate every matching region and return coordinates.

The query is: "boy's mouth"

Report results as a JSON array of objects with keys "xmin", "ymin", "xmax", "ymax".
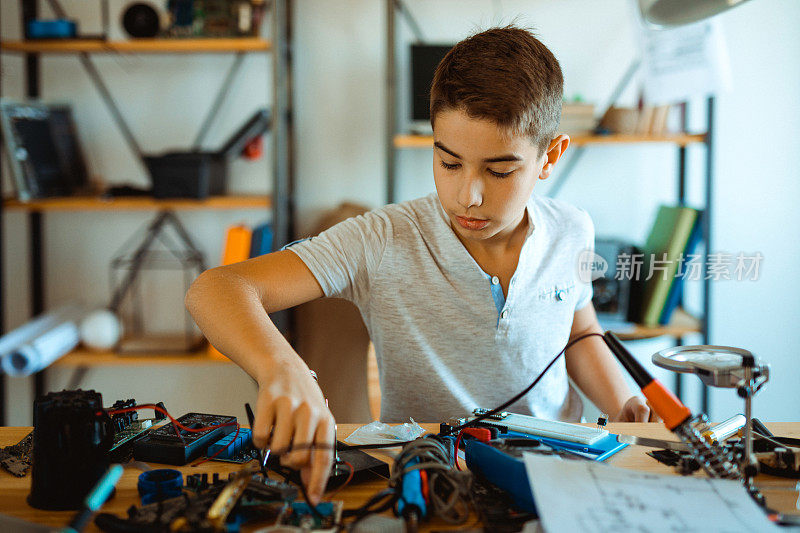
[{"xmin": 455, "ymin": 215, "xmax": 489, "ymax": 230}]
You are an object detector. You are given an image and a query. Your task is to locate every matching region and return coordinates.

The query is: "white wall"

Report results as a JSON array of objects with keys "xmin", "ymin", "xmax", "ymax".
[{"xmin": 1, "ymin": 0, "xmax": 798, "ymax": 425}]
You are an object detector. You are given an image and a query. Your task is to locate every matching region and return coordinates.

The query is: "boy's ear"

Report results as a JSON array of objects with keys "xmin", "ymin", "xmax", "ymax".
[{"xmin": 539, "ymin": 134, "xmax": 570, "ymax": 180}]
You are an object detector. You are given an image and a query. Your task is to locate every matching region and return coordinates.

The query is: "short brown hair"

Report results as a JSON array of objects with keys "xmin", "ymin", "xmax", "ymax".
[{"xmin": 429, "ymin": 26, "xmax": 563, "ymax": 154}]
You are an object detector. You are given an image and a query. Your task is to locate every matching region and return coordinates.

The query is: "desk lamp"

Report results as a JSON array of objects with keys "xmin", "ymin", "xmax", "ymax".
[{"xmin": 638, "ymin": 0, "xmax": 753, "ymax": 28}]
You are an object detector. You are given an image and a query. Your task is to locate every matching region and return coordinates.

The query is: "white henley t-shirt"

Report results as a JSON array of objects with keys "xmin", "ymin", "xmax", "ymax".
[{"xmin": 287, "ymin": 192, "xmax": 594, "ymax": 423}]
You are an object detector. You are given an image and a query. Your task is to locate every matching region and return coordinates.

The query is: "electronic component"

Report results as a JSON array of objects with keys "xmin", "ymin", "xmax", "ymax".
[
  {"xmin": 95, "ymin": 470, "xmax": 298, "ymax": 532},
  {"xmin": 0, "ymin": 431, "xmax": 33, "ymax": 477},
  {"xmin": 109, "ymin": 418, "xmax": 155, "ymax": 462},
  {"xmin": 277, "ymin": 501, "xmax": 343, "ymax": 532},
  {"xmin": 207, "ymin": 428, "xmax": 253, "ymax": 462},
  {"xmin": 108, "ymin": 399, "xmax": 168, "ymax": 463},
  {"xmin": 29, "ymin": 389, "xmax": 115, "ymax": 511},
  {"xmin": 133, "ymin": 412, "xmax": 237, "ymax": 465},
  {"xmin": 453, "ymin": 408, "xmax": 609, "ymax": 445}
]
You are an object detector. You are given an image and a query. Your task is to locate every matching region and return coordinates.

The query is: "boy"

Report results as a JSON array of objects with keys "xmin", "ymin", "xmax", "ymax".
[{"xmin": 185, "ymin": 26, "xmax": 657, "ymax": 504}]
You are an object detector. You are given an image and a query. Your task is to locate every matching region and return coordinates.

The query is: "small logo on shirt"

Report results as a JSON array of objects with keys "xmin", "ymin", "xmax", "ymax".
[{"xmin": 577, "ymin": 249, "xmax": 608, "ymax": 282}]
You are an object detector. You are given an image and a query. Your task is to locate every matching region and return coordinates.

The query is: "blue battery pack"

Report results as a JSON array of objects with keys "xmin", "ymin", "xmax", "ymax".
[
  {"xmin": 207, "ymin": 428, "xmax": 252, "ymax": 460},
  {"xmin": 27, "ymin": 19, "xmax": 77, "ymax": 39}
]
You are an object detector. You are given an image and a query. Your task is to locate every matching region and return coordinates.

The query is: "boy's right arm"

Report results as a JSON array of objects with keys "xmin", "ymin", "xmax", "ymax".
[{"xmin": 185, "ymin": 249, "xmax": 333, "ymax": 504}]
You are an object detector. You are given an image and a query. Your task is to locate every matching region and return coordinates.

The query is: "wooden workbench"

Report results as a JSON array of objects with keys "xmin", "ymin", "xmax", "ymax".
[{"xmin": 1, "ymin": 423, "xmax": 798, "ymax": 531}]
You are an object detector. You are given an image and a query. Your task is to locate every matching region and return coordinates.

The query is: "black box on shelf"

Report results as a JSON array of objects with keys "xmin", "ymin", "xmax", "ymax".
[
  {"xmin": 593, "ymin": 238, "xmax": 645, "ymax": 324},
  {"xmin": 144, "ymin": 108, "xmax": 270, "ymax": 199},
  {"xmin": 146, "ymin": 152, "xmax": 226, "ymax": 199}
]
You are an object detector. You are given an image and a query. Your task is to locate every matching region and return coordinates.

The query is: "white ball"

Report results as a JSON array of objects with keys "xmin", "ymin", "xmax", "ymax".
[{"xmin": 80, "ymin": 309, "xmax": 123, "ymax": 351}]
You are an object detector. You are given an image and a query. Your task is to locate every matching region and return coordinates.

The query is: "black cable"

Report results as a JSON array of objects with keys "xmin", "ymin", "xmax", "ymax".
[
  {"xmin": 297, "ymin": 478, "xmax": 324, "ymax": 521},
  {"xmin": 440, "ymin": 331, "xmax": 604, "ymax": 436},
  {"xmin": 258, "ymin": 332, "xmax": 604, "ymax": 457},
  {"xmin": 341, "ymin": 488, "xmax": 398, "ymax": 531}
]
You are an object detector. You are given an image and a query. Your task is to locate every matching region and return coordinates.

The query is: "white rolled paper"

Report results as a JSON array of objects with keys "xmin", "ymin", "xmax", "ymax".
[{"xmin": 0, "ymin": 304, "xmax": 84, "ymax": 376}]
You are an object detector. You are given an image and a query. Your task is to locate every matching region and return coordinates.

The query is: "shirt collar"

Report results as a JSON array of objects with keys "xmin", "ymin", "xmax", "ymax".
[{"xmin": 524, "ymin": 195, "xmax": 537, "ymax": 238}]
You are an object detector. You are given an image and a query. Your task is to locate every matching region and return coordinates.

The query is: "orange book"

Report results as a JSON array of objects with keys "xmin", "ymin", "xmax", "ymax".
[
  {"xmin": 209, "ymin": 224, "xmax": 253, "ymax": 359},
  {"xmin": 221, "ymin": 225, "xmax": 253, "ymax": 266}
]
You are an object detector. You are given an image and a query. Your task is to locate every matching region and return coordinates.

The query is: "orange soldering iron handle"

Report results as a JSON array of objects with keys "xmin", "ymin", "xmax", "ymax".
[{"xmin": 641, "ymin": 380, "xmax": 692, "ymax": 430}]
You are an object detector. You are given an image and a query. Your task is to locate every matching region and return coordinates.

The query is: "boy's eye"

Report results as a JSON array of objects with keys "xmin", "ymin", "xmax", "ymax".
[
  {"xmin": 488, "ymin": 168, "xmax": 515, "ymax": 178},
  {"xmin": 440, "ymin": 161, "xmax": 461, "ymax": 170}
]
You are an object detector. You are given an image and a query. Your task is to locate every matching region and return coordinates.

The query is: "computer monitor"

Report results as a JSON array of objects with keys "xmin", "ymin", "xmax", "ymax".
[
  {"xmin": 0, "ymin": 100, "xmax": 90, "ymax": 200},
  {"xmin": 410, "ymin": 44, "xmax": 453, "ymax": 124}
]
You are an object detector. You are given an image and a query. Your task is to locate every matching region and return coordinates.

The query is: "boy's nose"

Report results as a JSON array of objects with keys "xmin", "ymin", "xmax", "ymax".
[{"xmin": 458, "ymin": 174, "xmax": 483, "ymax": 209}]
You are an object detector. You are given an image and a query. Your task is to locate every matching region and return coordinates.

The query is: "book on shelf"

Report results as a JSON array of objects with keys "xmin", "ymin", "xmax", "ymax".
[
  {"xmin": 221, "ymin": 225, "xmax": 253, "ymax": 265},
  {"xmin": 639, "ymin": 205, "xmax": 700, "ymax": 326},
  {"xmin": 658, "ymin": 211, "xmax": 703, "ymax": 325},
  {"xmin": 249, "ymin": 222, "xmax": 273, "ymax": 257}
]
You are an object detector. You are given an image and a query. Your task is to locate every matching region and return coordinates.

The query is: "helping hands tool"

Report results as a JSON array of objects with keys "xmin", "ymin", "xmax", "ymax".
[{"xmin": 602, "ymin": 332, "xmax": 741, "ymax": 479}]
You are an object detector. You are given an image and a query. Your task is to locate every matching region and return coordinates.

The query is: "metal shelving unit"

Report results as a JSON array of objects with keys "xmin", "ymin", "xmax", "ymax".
[
  {"xmin": 384, "ymin": 0, "xmax": 714, "ymax": 411},
  {"xmin": 0, "ymin": 0, "xmax": 295, "ymax": 424}
]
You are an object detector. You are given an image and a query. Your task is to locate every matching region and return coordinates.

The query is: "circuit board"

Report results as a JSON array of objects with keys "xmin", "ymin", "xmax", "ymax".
[
  {"xmin": 277, "ymin": 501, "xmax": 344, "ymax": 532},
  {"xmin": 209, "ymin": 447, "xmax": 260, "ymax": 464},
  {"xmin": 109, "ymin": 419, "xmax": 164, "ymax": 462},
  {"xmin": 0, "ymin": 431, "xmax": 33, "ymax": 477}
]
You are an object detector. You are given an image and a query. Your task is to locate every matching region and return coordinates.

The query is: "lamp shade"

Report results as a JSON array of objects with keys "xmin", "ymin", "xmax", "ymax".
[{"xmin": 639, "ymin": 0, "xmax": 752, "ymax": 27}]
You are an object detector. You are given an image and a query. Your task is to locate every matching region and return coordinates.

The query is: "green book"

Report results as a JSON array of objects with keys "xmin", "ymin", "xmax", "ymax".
[{"xmin": 640, "ymin": 205, "xmax": 699, "ymax": 326}]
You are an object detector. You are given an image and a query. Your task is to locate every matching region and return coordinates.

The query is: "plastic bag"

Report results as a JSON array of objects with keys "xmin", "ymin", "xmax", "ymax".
[{"xmin": 343, "ymin": 419, "xmax": 426, "ymax": 445}]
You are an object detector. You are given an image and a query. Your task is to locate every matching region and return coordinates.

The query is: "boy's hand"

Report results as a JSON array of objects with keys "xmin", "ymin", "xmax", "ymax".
[
  {"xmin": 252, "ymin": 364, "xmax": 336, "ymax": 504},
  {"xmin": 613, "ymin": 396, "xmax": 663, "ymax": 422}
]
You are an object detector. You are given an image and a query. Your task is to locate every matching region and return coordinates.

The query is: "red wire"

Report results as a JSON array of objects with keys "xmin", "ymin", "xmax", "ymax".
[
  {"xmin": 101, "ymin": 403, "xmax": 241, "ymax": 466},
  {"xmin": 419, "ymin": 469, "xmax": 429, "ymax": 503},
  {"xmin": 326, "ymin": 461, "xmax": 354, "ymax": 498},
  {"xmin": 454, "ymin": 430, "xmax": 465, "ymax": 471},
  {"xmin": 101, "ymin": 403, "xmax": 238, "ymax": 433}
]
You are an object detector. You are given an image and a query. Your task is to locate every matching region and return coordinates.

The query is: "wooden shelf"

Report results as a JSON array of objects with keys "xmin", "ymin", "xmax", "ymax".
[
  {"xmin": 2, "ymin": 194, "xmax": 271, "ymax": 212},
  {"xmin": 52, "ymin": 347, "xmax": 231, "ymax": 368},
  {"xmin": 611, "ymin": 309, "xmax": 702, "ymax": 341},
  {"xmin": 394, "ymin": 133, "xmax": 707, "ymax": 149},
  {"xmin": 0, "ymin": 38, "xmax": 271, "ymax": 54}
]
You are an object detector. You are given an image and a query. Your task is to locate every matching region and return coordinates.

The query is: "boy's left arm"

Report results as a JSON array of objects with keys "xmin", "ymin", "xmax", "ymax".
[{"xmin": 564, "ymin": 304, "xmax": 661, "ymax": 422}]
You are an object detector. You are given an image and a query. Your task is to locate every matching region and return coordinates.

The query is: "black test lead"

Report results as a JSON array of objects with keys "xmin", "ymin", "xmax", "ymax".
[{"xmin": 245, "ymin": 402, "xmax": 270, "ymax": 475}]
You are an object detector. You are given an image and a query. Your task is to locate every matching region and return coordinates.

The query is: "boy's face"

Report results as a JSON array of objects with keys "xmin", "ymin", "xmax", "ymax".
[{"xmin": 432, "ymin": 108, "xmax": 554, "ymax": 245}]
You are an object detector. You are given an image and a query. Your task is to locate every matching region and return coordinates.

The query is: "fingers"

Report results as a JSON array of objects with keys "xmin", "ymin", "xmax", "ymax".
[
  {"xmin": 307, "ymin": 416, "xmax": 335, "ymax": 505},
  {"xmin": 252, "ymin": 394, "xmax": 274, "ymax": 449},
  {"xmin": 270, "ymin": 397, "xmax": 294, "ymax": 457},
  {"xmin": 282, "ymin": 403, "xmax": 315, "ymax": 468},
  {"xmin": 634, "ymin": 402, "xmax": 651, "ymax": 422}
]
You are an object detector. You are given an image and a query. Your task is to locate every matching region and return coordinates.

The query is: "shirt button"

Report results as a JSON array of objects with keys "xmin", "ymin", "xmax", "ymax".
[
  {"xmin": 500, "ymin": 310, "xmax": 509, "ymax": 319},
  {"xmin": 491, "ymin": 276, "xmax": 500, "ymax": 285},
  {"xmin": 556, "ymin": 289, "xmax": 566, "ymax": 301}
]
